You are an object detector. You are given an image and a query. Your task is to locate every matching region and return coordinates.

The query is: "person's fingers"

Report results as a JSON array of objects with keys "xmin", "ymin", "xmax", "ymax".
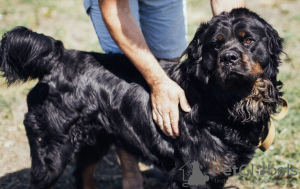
[
  {"xmin": 162, "ymin": 113, "xmax": 176, "ymax": 139},
  {"xmin": 170, "ymin": 108, "xmax": 179, "ymax": 137},
  {"xmin": 157, "ymin": 114, "xmax": 165, "ymax": 135},
  {"xmin": 155, "ymin": 111, "xmax": 163, "ymax": 126},
  {"xmin": 152, "ymin": 109, "xmax": 157, "ymax": 122},
  {"xmin": 179, "ymin": 92, "xmax": 191, "ymax": 112},
  {"xmin": 150, "ymin": 79, "xmax": 189, "ymax": 138},
  {"xmin": 153, "ymin": 107, "xmax": 168, "ymax": 136}
]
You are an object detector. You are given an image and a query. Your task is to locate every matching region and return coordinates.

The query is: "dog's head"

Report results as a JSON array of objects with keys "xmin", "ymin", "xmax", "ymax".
[{"xmin": 181, "ymin": 8, "xmax": 284, "ymax": 123}]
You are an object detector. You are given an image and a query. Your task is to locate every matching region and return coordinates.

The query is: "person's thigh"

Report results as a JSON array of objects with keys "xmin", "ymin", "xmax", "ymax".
[
  {"xmin": 139, "ymin": 0, "xmax": 187, "ymax": 59},
  {"xmin": 84, "ymin": 0, "xmax": 140, "ymax": 54}
]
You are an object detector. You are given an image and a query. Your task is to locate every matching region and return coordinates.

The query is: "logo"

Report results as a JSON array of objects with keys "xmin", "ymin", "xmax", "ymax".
[
  {"xmin": 179, "ymin": 161, "xmax": 209, "ymax": 187},
  {"xmin": 179, "ymin": 161, "xmax": 299, "ymax": 187}
]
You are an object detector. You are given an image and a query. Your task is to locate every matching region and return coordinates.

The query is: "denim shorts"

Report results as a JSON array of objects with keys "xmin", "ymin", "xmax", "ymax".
[{"xmin": 83, "ymin": 0, "xmax": 187, "ymax": 59}]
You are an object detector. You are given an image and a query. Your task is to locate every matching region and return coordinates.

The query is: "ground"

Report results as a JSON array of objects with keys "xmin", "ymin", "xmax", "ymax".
[{"xmin": 0, "ymin": 0, "xmax": 299, "ymax": 188}]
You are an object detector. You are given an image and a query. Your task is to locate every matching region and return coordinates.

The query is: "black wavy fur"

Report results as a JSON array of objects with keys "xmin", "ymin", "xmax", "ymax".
[{"xmin": 0, "ymin": 9, "xmax": 284, "ymax": 189}]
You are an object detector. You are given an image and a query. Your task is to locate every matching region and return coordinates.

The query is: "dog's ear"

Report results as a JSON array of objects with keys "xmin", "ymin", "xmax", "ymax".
[
  {"xmin": 264, "ymin": 23, "xmax": 284, "ymax": 83},
  {"xmin": 180, "ymin": 23, "xmax": 210, "ymax": 83},
  {"xmin": 230, "ymin": 79, "xmax": 281, "ymax": 123},
  {"xmin": 183, "ymin": 23, "xmax": 209, "ymax": 62}
]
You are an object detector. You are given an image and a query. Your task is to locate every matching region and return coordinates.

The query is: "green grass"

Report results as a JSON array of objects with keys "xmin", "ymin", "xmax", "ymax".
[
  {"xmin": 0, "ymin": 0, "xmax": 102, "ymax": 51},
  {"xmin": 0, "ymin": 0, "xmax": 299, "ymax": 188}
]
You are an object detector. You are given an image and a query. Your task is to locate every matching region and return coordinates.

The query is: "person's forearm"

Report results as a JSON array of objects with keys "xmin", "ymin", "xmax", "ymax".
[
  {"xmin": 211, "ymin": 0, "xmax": 246, "ymax": 16},
  {"xmin": 98, "ymin": 0, "xmax": 168, "ymax": 88},
  {"xmin": 98, "ymin": 0, "xmax": 191, "ymax": 138}
]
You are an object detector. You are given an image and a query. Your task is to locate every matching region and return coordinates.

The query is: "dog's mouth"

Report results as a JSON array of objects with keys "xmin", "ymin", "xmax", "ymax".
[
  {"xmin": 217, "ymin": 51, "xmax": 262, "ymax": 82},
  {"xmin": 213, "ymin": 52, "xmax": 264, "ymax": 92},
  {"xmin": 217, "ymin": 64, "xmax": 246, "ymax": 83}
]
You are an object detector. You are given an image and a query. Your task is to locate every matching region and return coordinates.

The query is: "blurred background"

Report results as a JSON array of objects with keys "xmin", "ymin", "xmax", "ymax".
[{"xmin": 0, "ymin": 0, "xmax": 299, "ymax": 188}]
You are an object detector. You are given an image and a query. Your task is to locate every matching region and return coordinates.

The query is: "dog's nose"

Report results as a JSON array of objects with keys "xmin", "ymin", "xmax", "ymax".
[{"xmin": 220, "ymin": 51, "xmax": 239, "ymax": 66}]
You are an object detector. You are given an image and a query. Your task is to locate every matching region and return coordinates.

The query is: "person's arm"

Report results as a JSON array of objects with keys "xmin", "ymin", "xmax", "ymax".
[
  {"xmin": 98, "ymin": 0, "xmax": 191, "ymax": 138},
  {"xmin": 211, "ymin": 0, "xmax": 246, "ymax": 16}
]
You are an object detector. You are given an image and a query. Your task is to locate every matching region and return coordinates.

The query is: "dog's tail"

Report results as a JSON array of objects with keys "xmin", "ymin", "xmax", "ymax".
[{"xmin": 0, "ymin": 26, "xmax": 63, "ymax": 85}]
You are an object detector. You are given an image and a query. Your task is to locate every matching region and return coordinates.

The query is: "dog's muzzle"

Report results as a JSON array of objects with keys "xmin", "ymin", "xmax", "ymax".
[{"xmin": 219, "ymin": 51, "xmax": 240, "ymax": 68}]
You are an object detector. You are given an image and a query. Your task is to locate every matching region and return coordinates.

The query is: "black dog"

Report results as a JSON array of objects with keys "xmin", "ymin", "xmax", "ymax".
[{"xmin": 0, "ymin": 8, "xmax": 283, "ymax": 189}]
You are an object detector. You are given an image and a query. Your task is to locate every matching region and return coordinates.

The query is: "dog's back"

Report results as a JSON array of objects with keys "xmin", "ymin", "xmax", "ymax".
[{"xmin": 0, "ymin": 27, "xmax": 179, "ymax": 188}]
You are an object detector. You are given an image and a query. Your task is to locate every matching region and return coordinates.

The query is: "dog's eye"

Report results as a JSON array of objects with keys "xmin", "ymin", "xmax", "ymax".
[
  {"xmin": 213, "ymin": 43, "xmax": 222, "ymax": 50},
  {"xmin": 244, "ymin": 38, "xmax": 253, "ymax": 45}
]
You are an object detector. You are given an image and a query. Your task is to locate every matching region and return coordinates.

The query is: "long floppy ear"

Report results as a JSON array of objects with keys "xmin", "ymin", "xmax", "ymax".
[
  {"xmin": 180, "ymin": 23, "xmax": 210, "ymax": 83},
  {"xmin": 264, "ymin": 23, "xmax": 284, "ymax": 84},
  {"xmin": 230, "ymin": 25, "xmax": 284, "ymax": 123},
  {"xmin": 230, "ymin": 78, "xmax": 281, "ymax": 123}
]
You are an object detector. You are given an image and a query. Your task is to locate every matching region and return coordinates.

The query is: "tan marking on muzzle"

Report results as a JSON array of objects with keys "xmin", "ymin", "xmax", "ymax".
[
  {"xmin": 241, "ymin": 53, "xmax": 251, "ymax": 69},
  {"xmin": 251, "ymin": 62, "xmax": 264, "ymax": 76},
  {"xmin": 241, "ymin": 54, "xmax": 264, "ymax": 76},
  {"xmin": 241, "ymin": 53, "xmax": 250, "ymax": 63}
]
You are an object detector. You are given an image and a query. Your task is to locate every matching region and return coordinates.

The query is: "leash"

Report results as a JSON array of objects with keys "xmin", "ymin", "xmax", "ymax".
[{"xmin": 258, "ymin": 97, "xmax": 289, "ymax": 151}]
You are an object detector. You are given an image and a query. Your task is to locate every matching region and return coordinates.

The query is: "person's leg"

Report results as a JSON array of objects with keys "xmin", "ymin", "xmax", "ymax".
[
  {"xmin": 84, "ymin": 0, "xmax": 141, "ymax": 54},
  {"xmin": 211, "ymin": 0, "xmax": 246, "ymax": 16},
  {"xmin": 116, "ymin": 148, "xmax": 143, "ymax": 189},
  {"xmin": 74, "ymin": 140, "xmax": 112, "ymax": 189},
  {"xmin": 138, "ymin": 0, "xmax": 187, "ymax": 60}
]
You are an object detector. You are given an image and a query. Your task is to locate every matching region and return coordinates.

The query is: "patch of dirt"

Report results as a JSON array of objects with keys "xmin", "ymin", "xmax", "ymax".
[{"xmin": 0, "ymin": 146, "xmax": 165, "ymax": 189}]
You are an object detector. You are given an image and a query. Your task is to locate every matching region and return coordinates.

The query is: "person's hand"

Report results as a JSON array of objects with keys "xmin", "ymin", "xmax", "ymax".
[{"xmin": 151, "ymin": 77, "xmax": 191, "ymax": 139}]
